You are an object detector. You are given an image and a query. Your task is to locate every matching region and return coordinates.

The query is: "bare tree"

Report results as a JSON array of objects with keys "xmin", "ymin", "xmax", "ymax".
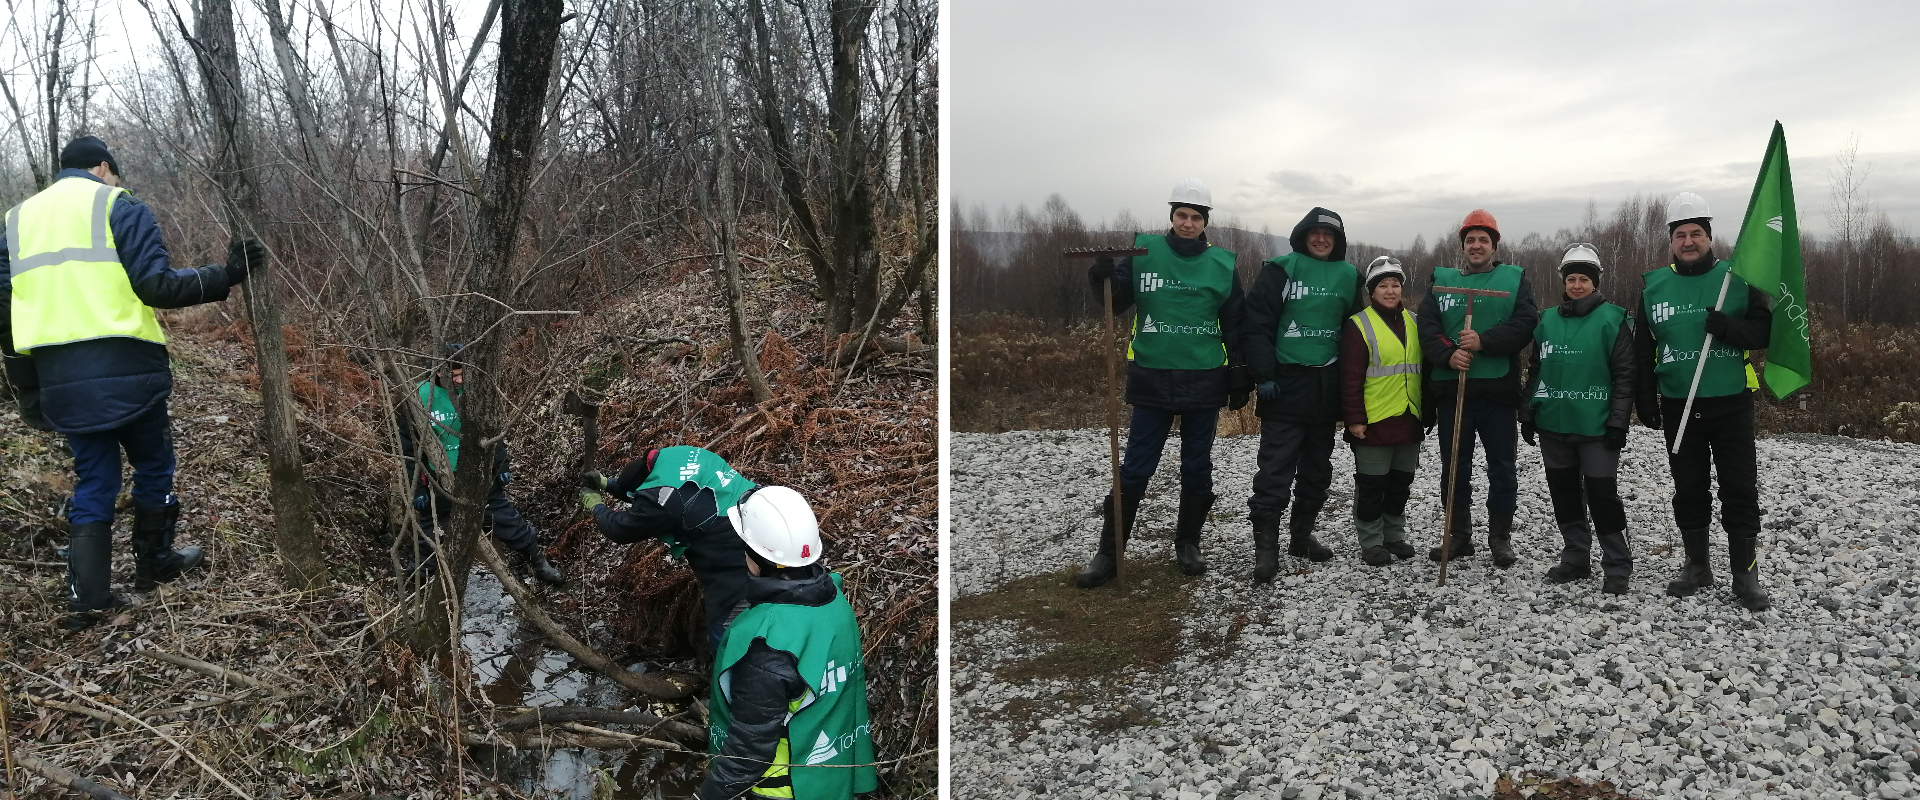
[
  {"xmin": 701, "ymin": 0, "xmax": 772, "ymax": 402},
  {"xmin": 1826, "ymin": 134, "xmax": 1871, "ymax": 323}
]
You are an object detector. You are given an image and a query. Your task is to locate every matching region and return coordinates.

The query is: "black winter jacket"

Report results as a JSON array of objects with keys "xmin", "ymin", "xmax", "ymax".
[
  {"xmin": 695, "ymin": 569, "xmax": 837, "ymax": 800},
  {"xmin": 590, "ymin": 473, "xmax": 752, "ymax": 636},
  {"xmin": 1240, "ymin": 207, "xmax": 1364, "ymax": 422},
  {"xmin": 1519, "ymin": 293, "xmax": 1636, "ymax": 437},
  {"xmin": 1633, "ymin": 258, "xmax": 1772, "ymax": 428},
  {"xmin": 1090, "ymin": 230, "xmax": 1247, "ymax": 410},
  {"xmin": 1416, "ymin": 260, "xmax": 1539, "ymax": 408}
]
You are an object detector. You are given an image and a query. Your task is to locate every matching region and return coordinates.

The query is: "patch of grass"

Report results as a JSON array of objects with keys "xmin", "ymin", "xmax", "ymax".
[
  {"xmin": 1496, "ymin": 772, "xmax": 1646, "ymax": 799},
  {"xmin": 953, "ymin": 563, "xmax": 1199, "ymax": 682}
]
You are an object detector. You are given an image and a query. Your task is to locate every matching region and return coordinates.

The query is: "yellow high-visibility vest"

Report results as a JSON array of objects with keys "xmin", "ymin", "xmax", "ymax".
[
  {"xmin": 1352, "ymin": 305, "xmax": 1421, "ymax": 424},
  {"xmin": 5, "ymin": 176, "xmax": 163, "ymax": 353}
]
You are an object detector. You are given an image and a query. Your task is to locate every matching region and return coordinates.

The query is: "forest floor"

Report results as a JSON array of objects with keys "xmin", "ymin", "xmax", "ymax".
[{"xmin": 0, "ymin": 265, "xmax": 937, "ymax": 798}]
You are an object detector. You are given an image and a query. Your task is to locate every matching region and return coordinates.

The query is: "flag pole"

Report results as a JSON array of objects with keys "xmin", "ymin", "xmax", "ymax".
[{"xmin": 1669, "ymin": 269, "xmax": 1735, "ymax": 455}]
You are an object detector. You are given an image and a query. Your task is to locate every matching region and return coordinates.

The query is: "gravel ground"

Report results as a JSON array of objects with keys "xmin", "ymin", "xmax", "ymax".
[{"xmin": 951, "ymin": 427, "xmax": 1920, "ymax": 799}]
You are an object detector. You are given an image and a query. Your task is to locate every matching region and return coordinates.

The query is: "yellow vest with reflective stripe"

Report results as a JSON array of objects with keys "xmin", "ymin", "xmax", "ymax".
[
  {"xmin": 6, "ymin": 176, "xmax": 162, "ymax": 354},
  {"xmin": 1352, "ymin": 305, "xmax": 1421, "ymax": 424}
]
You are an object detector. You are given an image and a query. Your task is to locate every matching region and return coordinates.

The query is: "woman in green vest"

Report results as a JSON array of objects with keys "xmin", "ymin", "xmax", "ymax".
[
  {"xmin": 1519, "ymin": 245, "xmax": 1636, "ymax": 594},
  {"xmin": 1338, "ymin": 257, "xmax": 1426, "ymax": 566}
]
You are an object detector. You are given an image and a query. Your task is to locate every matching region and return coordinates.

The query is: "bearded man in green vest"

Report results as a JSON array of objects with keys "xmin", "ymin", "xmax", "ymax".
[
  {"xmin": 1417, "ymin": 209, "xmax": 1538, "ymax": 568},
  {"xmin": 398, "ymin": 354, "xmax": 565, "ymax": 585},
  {"xmin": 2, "ymin": 136, "xmax": 260, "ymax": 631},
  {"xmin": 696, "ymin": 485, "xmax": 874, "ymax": 800},
  {"xmin": 1241, "ymin": 207, "xmax": 1364, "ymax": 581},
  {"xmin": 1520, "ymin": 244, "xmax": 1636, "ymax": 595},
  {"xmin": 1634, "ymin": 193, "xmax": 1772, "ymax": 612},
  {"xmin": 1074, "ymin": 178, "xmax": 1249, "ymax": 587}
]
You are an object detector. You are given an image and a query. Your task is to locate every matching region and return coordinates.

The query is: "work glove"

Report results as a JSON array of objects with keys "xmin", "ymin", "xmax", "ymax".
[
  {"xmin": 579, "ymin": 470, "xmax": 609, "ymax": 492},
  {"xmin": 1704, "ymin": 309, "xmax": 1732, "ymax": 339},
  {"xmin": 1256, "ymin": 381, "xmax": 1281, "ymax": 402},
  {"xmin": 223, "ymin": 238, "xmax": 267, "ymax": 287},
  {"xmin": 578, "ymin": 489, "xmax": 606, "ymax": 513},
  {"xmin": 1605, "ymin": 425, "xmax": 1629, "ymax": 452},
  {"xmin": 1085, "ymin": 256, "xmax": 1118, "ymax": 288},
  {"xmin": 496, "ymin": 471, "xmax": 511, "ymax": 486},
  {"xmin": 1521, "ymin": 421, "xmax": 1537, "ymax": 447}
]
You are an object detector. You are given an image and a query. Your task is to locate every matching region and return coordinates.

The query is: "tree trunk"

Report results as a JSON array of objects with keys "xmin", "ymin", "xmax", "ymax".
[
  {"xmin": 189, "ymin": 0, "xmax": 328, "ymax": 590},
  {"xmin": 702, "ymin": 0, "xmax": 771, "ymax": 403},
  {"xmin": 826, "ymin": 0, "xmax": 878, "ymax": 340}
]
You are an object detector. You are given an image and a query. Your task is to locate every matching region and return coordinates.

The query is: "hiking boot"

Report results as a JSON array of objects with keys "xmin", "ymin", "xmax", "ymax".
[
  {"xmin": 1251, "ymin": 514, "xmax": 1281, "ymax": 584},
  {"xmin": 1545, "ymin": 561, "xmax": 1591, "ymax": 584},
  {"xmin": 1360, "ymin": 546, "xmax": 1395, "ymax": 567},
  {"xmin": 522, "ymin": 545, "xmax": 566, "ymax": 586},
  {"xmin": 132, "ymin": 501, "xmax": 204, "ymax": 592},
  {"xmin": 1728, "ymin": 534, "xmax": 1771, "ymax": 612},
  {"xmin": 1665, "ymin": 528, "xmax": 1714, "ymax": 598},
  {"xmin": 1286, "ymin": 505, "xmax": 1332, "ymax": 563},
  {"xmin": 1488, "ymin": 512, "xmax": 1517, "ymax": 568},
  {"xmin": 1429, "ymin": 508, "xmax": 1474, "ymax": 562},
  {"xmin": 1383, "ymin": 540, "xmax": 1416, "ymax": 560},
  {"xmin": 1174, "ymin": 492, "xmax": 1213, "ymax": 576},
  {"xmin": 1075, "ymin": 494, "xmax": 1139, "ymax": 589},
  {"xmin": 1601, "ymin": 575, "xmax": 1630, "ymax": 595}
]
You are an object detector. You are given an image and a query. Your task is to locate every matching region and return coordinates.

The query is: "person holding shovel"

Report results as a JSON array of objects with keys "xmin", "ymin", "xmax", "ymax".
[
  {"xmin": 1073, "ymin": 178, "xmax": 1249, "ymax": 587},
  {"xmin": 1634, "ymin": 193, "xmax": 1773, "ymax": 611},
  {"xmin": 1338, "ymin": 257, "xmax": 1425, "ymax": 567},
  {"xmin": 1241, "ymin": 207, "xmax": 1364, "ymax": 580},
  {"xmin": 1418, "ymin": 209, "xmax": 1537, "ymax": 568},
  {"xmin": 1520, "ymin": 244, "xmax": 1636, "ymax": 594}
]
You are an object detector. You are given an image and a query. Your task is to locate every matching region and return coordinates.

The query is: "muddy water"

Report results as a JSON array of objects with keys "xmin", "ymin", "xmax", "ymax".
[{"xmin": 462, "ymin": 567, "xmax": 705, "ymax": 798}]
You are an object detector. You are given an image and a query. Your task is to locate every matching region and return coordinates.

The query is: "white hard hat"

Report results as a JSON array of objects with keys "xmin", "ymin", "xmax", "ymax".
[
  {"xmin": 1560, "ymin": 243, "xmax": 1602, "ymax": 273},
  {"xmin": 1667, "ymin": 192, "xmax": 1711, "ymax": 227},
  {"xmin": 1168, "ymin": 178, "xmax": 1212, "ymax": 209},
  {"xmin": 1364, "ymin": 255, "xmax": 1405, "ymax": 286},
  {"xmin": 733, "ymin": 486, "xmax": 822, "ymax": 567}
]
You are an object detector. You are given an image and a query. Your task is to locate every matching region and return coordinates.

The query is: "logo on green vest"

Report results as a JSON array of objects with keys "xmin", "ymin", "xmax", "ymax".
[
  {"xmin": 1139, "ymin": 314, "xmax": 1218, "ymax": 337},
  {"xmin": 1539, "ymin": 341, "xmax": 1584, "ymax": 360},
  {"xmin": 1139, "ymin": 272, "xmax": 1166, "ymax": 293},
  {"xmin": 1282, "ymin": 320, "xmax": 1333, "ymax": 339},
  {"xmin": 1140, "ymin": 314, "xmax": 1159, "ymax": 333},
  {"xmin": 1649, "ymin": 301, "xmax": 1681, "ymax": 324},
  {"xmin": 1535, "ymin": 382, "xmax": 1609, "ymax": 401},
  {"xmin": 1766, "ymin": 215, "xmax": 1784, "ymax": 233},
  {"xmin": 806, "ymin": 731, "xmax": 840, "ymax": 764},
  {"xmin": 1437, "ymin": 294, "xmax": 1460, "ymax": 312},
  {"xmin": 1283, "ymin": 320, "xmax": 1302, "ymax": 338},
  {"xmin": 820, "ymin": 660, "xmax": 850, "ymax": 694}
]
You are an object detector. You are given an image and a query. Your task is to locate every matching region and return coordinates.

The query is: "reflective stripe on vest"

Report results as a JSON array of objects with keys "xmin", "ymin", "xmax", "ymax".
[
  {"xmin": 6, "ymin": 177, "xmax": 162, "ymax": 353},
  {"xmin": 1353, "ymin": 306, "xmax": 1422, "ymax": 424}
]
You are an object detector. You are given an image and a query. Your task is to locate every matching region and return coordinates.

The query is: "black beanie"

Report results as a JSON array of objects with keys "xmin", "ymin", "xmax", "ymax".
[
  {"xmin": 1559, "ymin": 261, "xmax": 1601, "ymax": 286},
  {"xmin": 59, "ymin": 135, "xmax": 119, "ymax": 177},
  {"xmin": 1668, "ymin": 217, "xmax": 1712, "ymax": 239},
  {"xmin": 1169, "ymin": 203, "xmax": 1211, "ymax": 223}
]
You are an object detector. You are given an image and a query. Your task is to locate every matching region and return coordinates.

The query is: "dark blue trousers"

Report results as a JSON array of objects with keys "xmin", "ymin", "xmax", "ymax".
[
  {"xmin": 1436, "ymin": 399, "xmax": 1519, "ymax": 516},
  {"xmin": 1119, "ymin": 406, "xmax": 1218, "ymax": 498},
  {"xmin": 67, "ymin": 400, "xmax": 175, "ymax": 525},
  {"xmin": 414, "ymin": 482, "xmax": 540, "ymax": 553}
]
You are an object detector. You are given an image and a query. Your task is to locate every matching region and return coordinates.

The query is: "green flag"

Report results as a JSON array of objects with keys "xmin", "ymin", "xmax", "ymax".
[{"xmin": 1729, "ymin": 121, "xmax": 1811, "ymax": 400}]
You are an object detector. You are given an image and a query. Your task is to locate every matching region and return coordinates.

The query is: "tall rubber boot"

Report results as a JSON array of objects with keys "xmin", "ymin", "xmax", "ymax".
[
  {"xmin": 1380, "ymin": 469, "xmax": 1416, "ymax": 560},
  {"xmin": 1429, "ymin": 506, "xmax": 1475, "ymax": 562},
  {"xmin": 1352, "ymin": 474, "xmax": 1392, "ymax": 566},
  {"xmin": 1251, "ymin": 514, "xmax": 1281, "ymax": 583},
  {"xmin": 61, "ymin": 522, "xmax": 129, "ymax": 632},
  {"xmin": 1543, "ymin": 466, "xmax": 1589, "ymax": 582},
  {"xmin": 1664, "ymin": 528, "xmax": 1715, "ymax": 597},
  {"xmin": 1585, "ymin": 475, "xmax": 1633, "ymax": 585},
  {"xmin": 1488, "ymin": 512, "xmax": 1518, "ymax": 568},
  {"xmin": 1727, "ymin": 534, "xmax": 1771, "ymax": 611},
  {"xmin": 1075, "ymin": 494, "xmax": 1139, "ymax": 589},
  {"xmin": 132, "ymin": 501, "xmax": 205, "ymax": 592},
  {"xmin": 1286, "ymin": 502, "xmax": 1333, "ymax": 562},
  {"xmin": 519, "ymin": 543, "xmax": 567, "ymax": 585},
  {"xmin": 1173, "ymin": 492, "xmax": 1213, "ymax": 576}
]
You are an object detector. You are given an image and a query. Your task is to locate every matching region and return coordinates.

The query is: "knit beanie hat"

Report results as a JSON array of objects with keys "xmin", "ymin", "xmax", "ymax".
[{"xmin": 59, "ymin": 135, "xmax": 119, "ymax": 177}]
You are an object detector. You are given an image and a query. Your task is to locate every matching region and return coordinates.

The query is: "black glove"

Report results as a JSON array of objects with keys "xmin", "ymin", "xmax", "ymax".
[
  {"xmin": 1085, "ymin": 256, "xmax": 1118, "ymax": 288},
  {"xmin": 579, "ymin": 470, "xmax": 609, "ymax": 491},
  {"xmin": 1256, "ymin": 381, "xmax": 1281, "ymax": 401},
  {"xmin": 496, "ymin": 471, "xmax": 512, "ymax": 486},
  {"xmin": 224, "ymin": 238, "xmax": 267, "ymax": 287},
  {"xmin": 1605, "ymin": 425, "xmax": 1628, "ymax": 452},
  {"xmin": 1704, "ymin": 309, "xmax": 1731, "ymax": 339},
  {"xmin": 1521, "ymin": 421, "xmax": 1537, "ymax": 447}
]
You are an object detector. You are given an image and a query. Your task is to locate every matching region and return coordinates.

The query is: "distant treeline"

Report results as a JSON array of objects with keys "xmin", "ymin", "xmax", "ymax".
[{"xmin": 954, "ymin": 193, "xmax": 1920, "ymax": 328}]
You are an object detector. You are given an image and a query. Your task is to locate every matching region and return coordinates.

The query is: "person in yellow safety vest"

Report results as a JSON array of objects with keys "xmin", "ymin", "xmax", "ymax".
[
  {"xmin": 0, "ymin": 136, "xmax": 264, "ymax": 631},
  {"xmin": 1338, "ymin": 257, "xmax": 1427, "ymax": 567},
  {"xmin": 1519, "ymin": 244, "xmax": 1636, "ymax": 595}
]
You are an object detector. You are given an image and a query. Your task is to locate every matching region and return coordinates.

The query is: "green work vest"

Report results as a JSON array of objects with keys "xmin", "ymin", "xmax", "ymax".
[
  {"xmin": 1125, "ymin": 233, "xmax": 1236, "ymax": 370},
  {"xmin": 1644, "ymin": 260, "xmax": 1758, "ymax": 398},
  {"xmin": 1530, "ymin": 303, "xmax": 1627, "ymax": 437},
  {"xmin": 1429, "ymin": 263, "xmax": 1524, "ymax": 381},
  {"xmin": 710, "ymin": 573, "xmax": 875, "ymax": 799},
  {"xmin": 1268, "ymin": 253, "xmax": 1358, "ymax": 366},
  {"xmin": 1351, "ymin": 306, "xmax": 1422, "ymax": 424},
  {"xmin": 416, "ymin": 381, "xmax": 462, "ymax": 470},
  {"xmin": 635, "ymin": 445, "xmax": 757, "ymax": 558},
  {"xmin": 5, "ymin": 176, "xmax": 163, "ymax": 353}
]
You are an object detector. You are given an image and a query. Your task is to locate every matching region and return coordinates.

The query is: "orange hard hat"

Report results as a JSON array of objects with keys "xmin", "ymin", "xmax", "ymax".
[{"xmin": 1459, "ymin": 209, "xmax": 1500, "ymax": 244}]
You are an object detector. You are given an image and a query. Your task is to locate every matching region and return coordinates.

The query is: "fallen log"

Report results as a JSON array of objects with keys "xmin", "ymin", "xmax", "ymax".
[
  {"xmin": 497, "ymin": 705, "xmax": 704, "ymax": 742},
  {"xmin": 15, "ymin": 753, "xmax": 135, "ymax": 800}
]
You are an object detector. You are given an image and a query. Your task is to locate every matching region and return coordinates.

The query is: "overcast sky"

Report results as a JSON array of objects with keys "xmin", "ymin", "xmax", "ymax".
[{"xmin": 953, "ymin": 0, "xmax": 1920, "ymax": 249}]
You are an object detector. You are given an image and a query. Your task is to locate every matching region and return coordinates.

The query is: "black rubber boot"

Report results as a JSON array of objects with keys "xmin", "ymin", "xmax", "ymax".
[
  {"xmin": 1728, "ymin": 534, "xmax": 1771, "ymax": 611},
  {"xmin": 1429, "ymin": 506, "xmax": 1475, "ymax": 562},
  {"xmin": 1665, "ymin": 528, "xmax": 1715, "ymax": 598},
  {"xmin": 1488, "ymin": 512, "xmax": 1517, "ymax": 568},
  {"xmin": 1545, "ymin": 521, "xmax": 1593, "ymax": 583},
  {"xmin": 520, "ymin": 543, "xmax": 566, "ymax": 585},
  {"xmin": 1251, "ymin": 514, "xmax": 1281, "ymax": 584},
  {"xmin": 1381, "ymin": 469, "xmax": 1416, "ymax": 560},
  {"xmin": 1173, "ymin": 492, "xmax": 1213, "ymax": 576},
  {"xmin": 1075, "ymin": 494, "xmax": 1139, "ymax": 589},
  {"xmin": 1285, "ymin": 503, "xmax": 1333, "ymax": 562},
  {"xmin": 132, "ymin": 502, "xmax": 204, "ymax": 592},
  {"xmin": 62, "ymin": 522, "xmax": 130, "ymax": 631}
]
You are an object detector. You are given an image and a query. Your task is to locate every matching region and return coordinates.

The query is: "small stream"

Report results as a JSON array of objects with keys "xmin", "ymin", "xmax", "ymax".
[{"xmin": 461, "ymin": 567, "xmax": 705, "ymax": 798}]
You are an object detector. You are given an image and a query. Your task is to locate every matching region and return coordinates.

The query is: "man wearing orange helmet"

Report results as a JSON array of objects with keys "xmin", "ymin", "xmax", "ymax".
[{"xmin": 1417, "ymin": 210, "xmax": 1538, "ymax": 567}]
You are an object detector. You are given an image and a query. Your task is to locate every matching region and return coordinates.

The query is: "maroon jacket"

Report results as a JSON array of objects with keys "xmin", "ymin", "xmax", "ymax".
[{"xmin": 1340, "ymin": 300, "xmax": 1425, "ymax": 446}]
